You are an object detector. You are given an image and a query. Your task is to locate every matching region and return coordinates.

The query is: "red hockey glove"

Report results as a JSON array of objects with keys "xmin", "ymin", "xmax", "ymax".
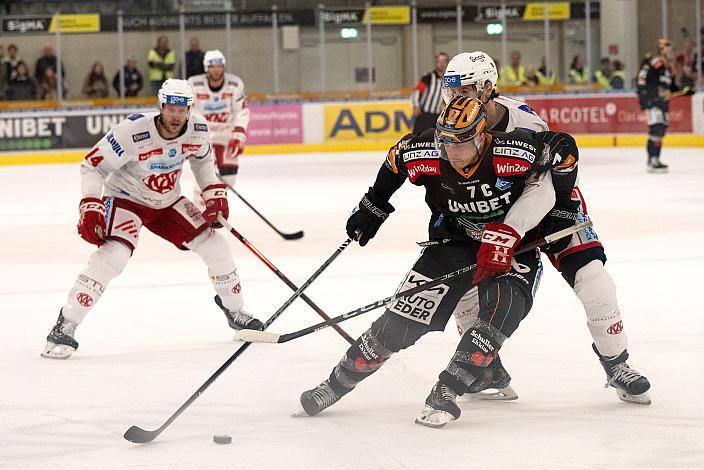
[
  {"xmin": 472, "ymin": 223, "xmax": 521, "ymax": 284},
  {"xmin": 77, "ymin": 197, "xmax": 106, "ymax": 246},
  {"xmin": 227, "ymin": 127, "xmax": 247, "ymax": 158},
  {"xmin": 202, "ymin": 184, "xmax": 229, "ymax": 227}
]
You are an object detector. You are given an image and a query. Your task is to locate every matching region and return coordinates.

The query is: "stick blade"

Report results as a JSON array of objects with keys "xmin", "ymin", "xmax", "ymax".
[
  {"xmin": 124, "ymin": 425, "xmax": 159, "ymax": 443},
  {"xmin": 233, "ymin": 329, "xmax": 281, "ymax": 343},
  {"xmin": 282, "ymin": 230, "xmax": 304, "ymax": 240}
]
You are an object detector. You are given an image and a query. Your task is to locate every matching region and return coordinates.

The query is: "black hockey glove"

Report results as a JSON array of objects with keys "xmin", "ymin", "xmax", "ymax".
[
  {"xmin": 346, "ymin": 188, "xmax": 395, "ymax": 246},
  {"xmin": 541, "ymin": 199, "xmax": 580, "ymax": 254}
]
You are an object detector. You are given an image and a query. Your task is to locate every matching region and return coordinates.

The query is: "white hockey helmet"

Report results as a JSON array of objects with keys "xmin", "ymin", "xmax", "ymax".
[
  {"xmin": 442, "ymin": 51, "xmax": 499, "ymax": 104},
  {"xmin": 158, "ymin": 78, "xmax": 194, "ymax": 107},
  {"xmin": 203, "ymin": 49, "xmax": 226, "ymax": 69}
]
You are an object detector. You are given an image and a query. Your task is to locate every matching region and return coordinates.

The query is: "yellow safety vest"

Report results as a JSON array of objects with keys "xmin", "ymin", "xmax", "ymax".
[
  {"xmin": 535, "ymin": 70, "xmax": 556, "ymax": 85},
  {"xmin": 147, "ymin": 48, "xmax": 176, "ymax": 82},
  {"xmin": 594, "ymin": 69, "xmax": 611, "ymax": 89},
  {"xmin": 569, "ymin": 68, "xmax": 590, "ymax": 84},
  {"xmin": 500, "ymin": 65, "xmax": 527, "ymax": 86}
]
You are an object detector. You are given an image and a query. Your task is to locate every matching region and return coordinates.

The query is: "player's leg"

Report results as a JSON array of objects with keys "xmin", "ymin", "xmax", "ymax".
[
  {"xmin": 561, "ymin": 253, "xmax": 651, "ymax": 404},
  {"xmin": 299, "ymin": 244, "xmax": 469, "ymax": 416},
  {"xmin": 452, "ymin": 287, "xmax": 517, "ymax": 400},
  {"xmin": 216, "ymin": 142, "xmax": 239, "ymax": 188},
  {"xmin": 417, "ymin": 249, "xmax": 542, "ymax": 427},
  {"xmin": 42, "ymin": 198, "xmax": 141, "ymax": 359},
  {"xmin": 149, "ymin": 197, "xmax": 263, "ymax": 330},
  {"xmin": 645, "ymin": 106, "xmax": 668, "ymax": 173}
]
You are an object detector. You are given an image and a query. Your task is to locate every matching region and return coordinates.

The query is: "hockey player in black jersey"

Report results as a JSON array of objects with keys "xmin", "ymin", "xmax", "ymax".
[
  {"xmin": 637, "ymin": 38, "xmax": 693, "ymax": 173},
  {"xmin": 300, "ymin": 97, "xmax": 585, "ymax": 427}
]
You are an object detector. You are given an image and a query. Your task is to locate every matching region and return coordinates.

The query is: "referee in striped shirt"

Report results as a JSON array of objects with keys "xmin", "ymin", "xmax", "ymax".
[{"xmin": 411, "ymin": 52, "xmax": 449, "ymax": 135}]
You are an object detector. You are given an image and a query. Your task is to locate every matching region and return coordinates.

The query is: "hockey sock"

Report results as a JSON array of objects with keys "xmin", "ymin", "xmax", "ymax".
[
  {"xmin": 574, "ymin": 260, "xmax": 627, "ymax": 357},
  {"xmin": 191, "ymin": 230, "xmax": 244, "ymax": 313},
  {"xmin": 439, "ymin": 320, "xmax": 506, "ymax": 395},
  {"xmin": 63, "ymin": 241, "xmax": 131, "ymax": 324}
]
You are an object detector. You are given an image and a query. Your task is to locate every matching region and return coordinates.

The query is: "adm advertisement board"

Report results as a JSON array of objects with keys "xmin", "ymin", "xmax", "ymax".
[{"xmin": 323, "ymin": 101, "xmax": 413, "ymax": 144}]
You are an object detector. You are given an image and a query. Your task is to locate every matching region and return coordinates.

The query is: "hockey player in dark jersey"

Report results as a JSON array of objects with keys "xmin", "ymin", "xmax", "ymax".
[
  {"xmin": 299, "ymin": 96, "xmax": 583, "ymax": 427},
  {"xmin": 443, "ymin": 51, "xmax": 651, "ymax": 406},
  {"xmin": 637, "ymin": 38, "xmax": 693, "ymax": 173}
]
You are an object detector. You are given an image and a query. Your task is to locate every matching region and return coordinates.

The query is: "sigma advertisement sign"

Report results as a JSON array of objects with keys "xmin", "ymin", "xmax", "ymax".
[
  {"xmin": 525, "ymin": 95, "xmax": 693, "ymax": 133},
  {"xmin": 324, "ymin": 101, "xmax": 413, "ymax": 143}
]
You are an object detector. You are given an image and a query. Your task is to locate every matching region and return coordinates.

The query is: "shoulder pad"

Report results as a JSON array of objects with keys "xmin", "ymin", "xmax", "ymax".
[{"xmin": 127, "ymin": 113, "xmax": 144, "ymax": 121}]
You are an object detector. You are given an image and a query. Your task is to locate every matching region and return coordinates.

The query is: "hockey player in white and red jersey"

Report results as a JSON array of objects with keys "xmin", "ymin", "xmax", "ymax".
[
  {"xmin": 188, "ymin": 49, "xmax": 249, "ymax": 189},
  {"xmin": 41, "ymin": 79, "xmax": 263, "ymax": 360},
  {"xmin": 441, "ymin": 51, "xmax": 651, "ymax": 404}
]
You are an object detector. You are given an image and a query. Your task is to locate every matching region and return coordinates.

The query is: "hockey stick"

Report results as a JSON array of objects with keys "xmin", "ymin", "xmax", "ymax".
[
  {"xmin": 217, "ymin": 175, "xmax": 304, "ymax": 240},
  {"xmin": 234, "ymin": 220, "xmax": 593, "ymax": 345},
  {"xmin": 123, "ymin": 236, "xmax": 354, "ymax": 443},
  {"xmin": 218, "ymin": 216, "xmax": 354, "ymax": 344}
]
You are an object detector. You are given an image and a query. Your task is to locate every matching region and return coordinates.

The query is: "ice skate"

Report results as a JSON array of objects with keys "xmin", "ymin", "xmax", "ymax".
[
  {"xmin": 214, "ymin": 295, "xmax": 263, "ymax": 331},
  {"xmin": 593, "ymin": 344, "xmax": 651, "ymax": 405},
  {"xmin": 415, "ymin": 381, "xmax": 461, "ymax": 428},
  {"xmin": 466, "ymin": 357, "xmax": 518, "ymax": 401},
  {"xmin": 647, "ymin": 157, "xmax": 668, "ymax": 174},
  {"xmin": 299, "ymin": 380, "xmax": 344, "ymax": 416},
  {"xmin": 41, "ymin": 311, "xmax": 79, "ymax": 360}
]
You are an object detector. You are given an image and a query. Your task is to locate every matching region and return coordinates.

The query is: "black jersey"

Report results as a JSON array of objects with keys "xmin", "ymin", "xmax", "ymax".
[
  {"xmin": 637, "ymin": 55, "xmax": 678, "ymax": 110},
  {"xmin": 371, "ymin": 128, "xmax": 578, "ymax": 242}
]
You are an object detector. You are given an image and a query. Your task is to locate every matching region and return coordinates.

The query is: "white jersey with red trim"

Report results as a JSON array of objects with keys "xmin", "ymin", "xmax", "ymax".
[
  {"xmin": 188, "ymin": 72, "xmax": 250, "ymax": 145},
  {"xmin": 495, "ymin": 95, "xmax": 548, "ymax": 132},
  {"xmin": 79, "ymin": 111, "xmax": 219, "ymax": 209}
]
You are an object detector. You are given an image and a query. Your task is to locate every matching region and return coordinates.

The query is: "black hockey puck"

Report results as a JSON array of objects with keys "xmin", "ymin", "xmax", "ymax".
[{"xmin": 213, "ymin": 434, "xmax": 232, "ymax": 444}]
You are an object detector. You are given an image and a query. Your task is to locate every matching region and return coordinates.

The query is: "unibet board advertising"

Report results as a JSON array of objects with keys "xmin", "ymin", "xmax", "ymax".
[{"xmin": 324, "ymin": 101, "xmax": 413, "ymax": 143}]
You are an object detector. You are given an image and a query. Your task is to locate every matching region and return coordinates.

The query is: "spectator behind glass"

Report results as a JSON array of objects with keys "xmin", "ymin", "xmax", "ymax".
[
  {"xmin": 569, "ymin": 54, "xmax": 590, "ymax": 84},
  {"xmin": 82, "ymin": 61, "xmax": 109, "ymax": 98},
  {"xmin": 0, "ymin": 45, "xmax": 10, "ymax": 99},
  {"xmin": 185, "ymin": 37, "xmax": 205, "ymax": 78},
  {"xmin": 147, "ymin": 35, "xmax": 176, "ymax": 96},
  {"xmin": 6, "ymin": 61, "xmax": 37, "ymax": 100},
  {"xmin": 7, "ymin": 43, "xmax": 21, "ymax": 79},
  {"xmin": 39, "ymin": 66, "xmax": 66, "ymax": 100},
  {"xmin": 609, "ymin": 60, "xmax": 626, "ymax": 90},
  {"xmin": 113, "ymin": 56, "xmax": 143, "ymax": 97},
  {"xmin": 35, "ymin": 45, "xmax": 65, "ymax": 82}
]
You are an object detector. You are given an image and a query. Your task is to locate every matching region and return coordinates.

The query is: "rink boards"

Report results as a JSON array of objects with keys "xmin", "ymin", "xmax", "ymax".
[{"xmin": 1, "ymin": 91, "xmax": 703, "ymax": 165}]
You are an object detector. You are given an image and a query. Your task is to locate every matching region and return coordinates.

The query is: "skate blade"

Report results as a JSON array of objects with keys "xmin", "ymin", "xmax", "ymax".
[
  {"xmin": 647, "ymin": 167, "xmax": 668, "ymax": 174},
  {"xmin": 467, "ymin": 385, "xmax": 518, "ymax": 401},
  {"xmin": 414, "ymin": 406, "xmax": 456, "ymax": 429},
  {"xmin": 40, "ymin": 342, "xmax": 74, "ymax": 360},
  {"xmin": 291, "ymin": 403, "xmax": 311, "ymax": 418},
  {"xmin": 617, "ymin": 390, "xmax": 651, "ymax": 405}
]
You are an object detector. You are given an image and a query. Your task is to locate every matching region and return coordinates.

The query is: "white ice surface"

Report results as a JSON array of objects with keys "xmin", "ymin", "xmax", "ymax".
[{"xmin": 1, "ymin": 148, "xmax": 703, "ymax": 469}]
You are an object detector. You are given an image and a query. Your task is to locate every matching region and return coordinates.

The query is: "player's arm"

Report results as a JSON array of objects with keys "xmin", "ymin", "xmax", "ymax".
[
  {"xmin": 532, "ymin": 131, "xmax": 582, "ymax": 252},
  {"xmin": 345, "ymin": 135, "xmax": 411, "ymax": 245},
  {"xmin": 228, "ymin": 83, "xmax": 249, "ymax": 157},
  {"xmin": 188, "ymin": 120, "xmax": 229, "ymax": 227},
  {"xmin": 77, "ymin": 123, "xmax": 135, "ymax": 245}
]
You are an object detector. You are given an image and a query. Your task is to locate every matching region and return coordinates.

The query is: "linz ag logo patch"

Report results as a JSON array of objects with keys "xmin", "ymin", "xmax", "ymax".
[
  {"xmin": 403, "ymin": 149, "xmax": 439, "ymax": 162},
  {"xmin": 407, "ymin": 159, "xmax": 440, "ymax": 182},
  {"xmin": 494, "ymin": 146, "xmax": 535, "ymax": 163},
  {"xmin": 132, "ymin": 131, "xmax": 150, "ymax": 142},
  {"xmin": 194, "ymin": 123, "xmax": 208, "ymax": 132},
  {"xmin": 493, "ymin": 157, "xmax": 530, "ymax": 176}
]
